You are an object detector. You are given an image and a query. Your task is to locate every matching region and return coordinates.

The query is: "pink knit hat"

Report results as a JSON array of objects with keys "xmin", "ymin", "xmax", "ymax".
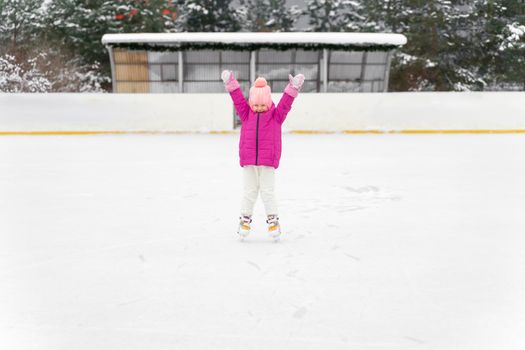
[{"xmin": 249, "ymin": 77, "xmax": 272, "ymax": 110}]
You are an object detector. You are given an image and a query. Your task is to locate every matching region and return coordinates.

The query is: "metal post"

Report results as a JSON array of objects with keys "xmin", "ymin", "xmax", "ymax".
[
  {"xmin": 250, "ymin": 51, "xmax": 256, "ymax": 83},
  {"xmin": 178, "ymin": 51, "xmax": 183, "ymax": 93},
  {"xmin": 106, "ymin": 45, "xmax": 117, "ymax": 93},
  {"xmin": 322, "ymin": 49, "xmax": 328, "ymax": 93},
  {"xmin": 383, "ymin": 50, "xmax": 393, "ymax": 92},
  {"xmin": 359, "ymin": 51, "xmax": 368, "ymax": 92},
  {"xmin": 316, "ymin": 51, "xmax": 322, "ymax": 92},
  {"xmin": 291, "ymin": 49, "xmax": 296, "ymax": 76}
]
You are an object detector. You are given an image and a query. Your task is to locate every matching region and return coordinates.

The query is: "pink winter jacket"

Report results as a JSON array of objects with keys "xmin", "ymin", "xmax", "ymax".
[{"xmin": 229, "ymin": 83, "xmax": 296, "ymax": 169}]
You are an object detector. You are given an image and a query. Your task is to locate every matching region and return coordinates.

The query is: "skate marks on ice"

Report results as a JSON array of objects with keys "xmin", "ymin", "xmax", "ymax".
[
  {"xmin": 403, "ymin": 336, "xmax": 426, "ymax": 344},
  {"xmin": 238, "ymin": 223, "xmax": 363, "ymax": 263},
  {"xmin": 292, "ymin": 306, "xmax": 308, "ymax": 319},
  {"xmin": 330, "ymin": 244, "xmax": 361, "ymax": 262},
  {"xmin": 342, "ymin": 253, "xmax": 361, "ymax": 262},
  {"xmin": 280, "ymin": 184, "xmax": 401, "ymax": 219},
  {"xmin": 0, "ymin": 235, "xmax": 192, "ymax": 277},
  {"xmin": 245, "ymin": 260, "xmax": 261, "ymax": 271},
  {"xmin": 335, "ymin": 185, "xmax": 402, "ymax": 213},
  {"xmin": 342, "ymin": 185, "xmax": 380, "ymax": 193}
]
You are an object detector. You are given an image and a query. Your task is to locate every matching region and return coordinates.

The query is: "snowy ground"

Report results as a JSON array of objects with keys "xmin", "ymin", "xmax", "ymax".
[{"xmin": 1, "ymin": 133, "xmax": 524, "ymax": 350}]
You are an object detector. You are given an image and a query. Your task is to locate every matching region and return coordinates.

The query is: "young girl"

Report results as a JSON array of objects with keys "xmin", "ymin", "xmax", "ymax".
[{"xmin": 221, "ymin": 70, "xmax": 305, "ymax": 239}]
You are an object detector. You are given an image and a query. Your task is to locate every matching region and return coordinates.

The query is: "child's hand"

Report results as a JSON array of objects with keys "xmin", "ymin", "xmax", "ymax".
[
  {"xmin": 288, "ymin": 73, "xmax": 305, "ymax": 91},
  {"xmin": 221, "ymin": 70, "xmax": 240, "ymax": 92},
  {"xmin": 221, "ymin": 70, "xmax": 233, "ymax": 84}
]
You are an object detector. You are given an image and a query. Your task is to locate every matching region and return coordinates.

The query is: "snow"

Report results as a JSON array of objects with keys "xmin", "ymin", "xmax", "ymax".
[
  {"xmin": 1, "ymin": 133, "xmax": 525, "ymax": 349},
  {"xmin": 101, "ymin": 32, "xmax": 408, "ymax": 47},
  {"xmin": 498, "ymin": 22, "xmax": 525, "ymax": 51}
]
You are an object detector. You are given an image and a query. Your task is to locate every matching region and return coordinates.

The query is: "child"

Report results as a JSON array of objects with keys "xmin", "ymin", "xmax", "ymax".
[{"xmin": 221, "ymin": 70, "xmax": 305, "ymax": 239}]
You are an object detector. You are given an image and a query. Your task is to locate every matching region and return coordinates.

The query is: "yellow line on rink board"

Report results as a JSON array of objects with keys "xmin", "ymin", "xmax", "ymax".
[
  {"xmin": 334, "ymin": 130, "xmax": 525, "ymax": 134},
  {"xmin": 1, "ymin": 130, "xmax": 525, "ymax": 135},
  {"xmin": 0, "ymin": 131, "xmax": 211, "ymax": 135},
  {"xmin": 390, "ymin": 129, "xmax": 525, "ymax": 134}
]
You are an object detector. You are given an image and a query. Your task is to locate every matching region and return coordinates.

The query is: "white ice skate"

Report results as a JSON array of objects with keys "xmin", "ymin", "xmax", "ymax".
[
  {"xmin": 237, "ymin": 215, "xmax": 252, "ymax": 239},
  {"xmin": 266, "ymin": 215, "xmax": 281, "ymax": 241}
]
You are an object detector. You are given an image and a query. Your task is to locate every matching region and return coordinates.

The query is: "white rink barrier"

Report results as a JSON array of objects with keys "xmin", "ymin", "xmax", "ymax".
[
  {"xmin": 1, "ymin": 92, "xmax": 525, "ymax": 134},
  {"xmin": 0, "ymin": 93, "xmax": 232, "ymax": 133}
]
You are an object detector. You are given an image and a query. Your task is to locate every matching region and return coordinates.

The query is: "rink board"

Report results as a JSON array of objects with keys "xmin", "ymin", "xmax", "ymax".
[{"xmin": 1, "ymin": 92, "xmax": 525, "ymax": 134}]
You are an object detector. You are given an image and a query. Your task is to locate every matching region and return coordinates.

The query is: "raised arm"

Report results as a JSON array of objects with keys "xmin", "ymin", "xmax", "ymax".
[
  {"xmin": 221, "ymin": 70, "xmax": 250, "ymax": 123},
  {"xmin": 275, "ymin": 73, "xmax": 305, "ymax": 125}
]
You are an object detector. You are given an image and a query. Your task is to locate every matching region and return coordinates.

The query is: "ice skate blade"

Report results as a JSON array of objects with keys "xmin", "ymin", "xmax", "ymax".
[
  {"xmin": 237, "ymin": 230, "xmax": 250, "ymax": 240},
  {"xmin": 269, "ymin": 232, "xmax": 282, "ymax": 242}
]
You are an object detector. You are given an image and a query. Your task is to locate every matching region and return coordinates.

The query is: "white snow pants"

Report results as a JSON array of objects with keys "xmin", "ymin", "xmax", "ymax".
[{"xmin": 240, "ymin": 165, "xmax": 278, "ymax": 216}]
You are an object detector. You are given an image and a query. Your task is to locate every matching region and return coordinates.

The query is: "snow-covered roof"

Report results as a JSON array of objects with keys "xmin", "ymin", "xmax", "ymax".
[{"xmin": 101, "ymin": 32, "xmax": 407, "ymax": 47}]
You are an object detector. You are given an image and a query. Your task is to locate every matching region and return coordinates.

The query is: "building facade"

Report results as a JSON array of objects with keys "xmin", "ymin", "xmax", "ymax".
[{"xmin": 101, "ymin": 32, "xmax": 407, "ymax": 94}]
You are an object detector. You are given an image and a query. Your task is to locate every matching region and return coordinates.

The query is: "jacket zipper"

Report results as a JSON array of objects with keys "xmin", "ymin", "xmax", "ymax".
[{"xmin": 255, "ymin": 112, "xmax": 260, "ymax": 165}]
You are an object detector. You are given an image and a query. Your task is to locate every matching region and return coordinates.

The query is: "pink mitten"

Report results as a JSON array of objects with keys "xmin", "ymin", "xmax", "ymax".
[
  {"xmin": 290, "ymin": 73, "xmax": 305, "ymax": 90},
  {"xmin": 284, "ymin": 73, "xmax": 305, "ymax": 97},
  {"xmin": 221, "ymin": 70, "xmax": 240, "ymax": 92}
]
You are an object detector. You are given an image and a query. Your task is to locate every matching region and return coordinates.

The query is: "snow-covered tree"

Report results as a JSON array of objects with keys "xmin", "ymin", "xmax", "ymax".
[
  {"xmin": 237, "ymin": 0, "xmax": 269, "ymax": 31},
  {"xmin": 266, "ymin": 0, "xmax": 301, "ymax": 31},
  {"xmin": 468, "ymin": 0, "xmax": 525, "ymax": 90},
  {"xmin": 304, "ymin": 0, "xmax": 366, "ymax": 32},
  {"xmin": 387, "ymin": 0, "xmax": 486, "ymax": 91},
  {"xmin": 174, "ymin": 0, "xmax": 240, "ymax": 32},
  {"xmin": 361, "ymin": 0, "xmax": 409, "ymax": 32},
  {"xmin": 54, "ymin": 60, "xmax": 110, "ymax": 92},
  {"xmin": 42, "ymin": 0, "xmax": 127, "ymax": 68},
  {"xmin": 0, "ymin": 53, "xmax": 51, "ymax": 92},
  {"xmin": 114, "ymin": 0, "xmax": 178, "ymax": 33},
  {"xmin": 42, "ymin": 0, "xmax": 178, "ymax": 68},
  {"xmin": 36, "ymin": 49, "xmax": 111, "ymax": 92},
  {"xmin": 238, "ymin": 0, "xmax": 301, "ymax": 32},
  {"xmin": 0, "ymin": 0, "xmax": 46, "ymax": 50}
]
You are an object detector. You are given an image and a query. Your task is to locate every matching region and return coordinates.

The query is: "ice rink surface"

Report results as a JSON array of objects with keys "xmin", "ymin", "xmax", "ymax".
[{"xmin": 1, "ymin": 133, "xmax": 524, "ymax": 349}]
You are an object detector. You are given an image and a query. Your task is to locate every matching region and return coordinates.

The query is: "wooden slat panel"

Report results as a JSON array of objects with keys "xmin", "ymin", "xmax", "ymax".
[
  {"xmin": 116, "ymin": 82, "xmax": 149, "ymax": 93},
  {"xmin": 115, "ymin": 64, "xmax": 149, "ymax": 81},
  {"xmin": 113, "ymin": 49, "xmax": 148, "ymax": 64},
  {"xmin": 113, "ymin": 49, "xmax": 150, "ymax": 92}
]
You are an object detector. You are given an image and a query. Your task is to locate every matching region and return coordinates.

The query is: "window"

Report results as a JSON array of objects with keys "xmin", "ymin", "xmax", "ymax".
[
  {"xmin": 256, "ymin": 49, "xmax": 320, "ymax": 92},
  {"xmin": 183, "ymin": 50, "xmax": 250, "ymax": 93},
  {"xmin": 328, "ymin": 51, "xmax": 387, "ymax": 92}
]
